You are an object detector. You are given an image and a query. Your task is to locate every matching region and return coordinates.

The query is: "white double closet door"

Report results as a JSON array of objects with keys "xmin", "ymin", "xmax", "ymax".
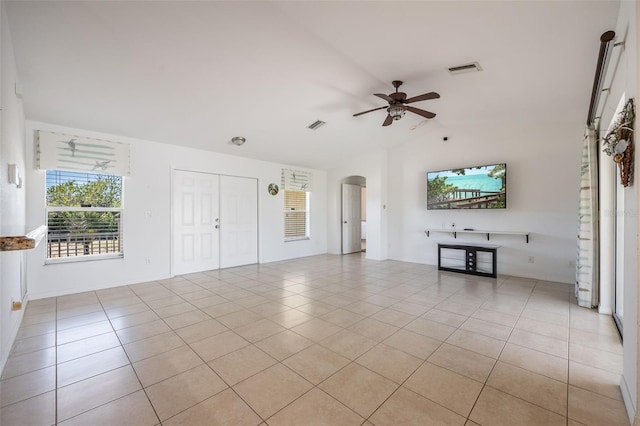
[{"xmin": 172, "ymin": 170, "xmax": 258, "ymax": 276}]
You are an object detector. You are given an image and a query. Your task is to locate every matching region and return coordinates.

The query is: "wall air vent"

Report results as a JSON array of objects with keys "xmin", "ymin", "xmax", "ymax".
[
  {"xmin": 307, "ymin": 120, "xmax": 326, "ymax": 130},
  {"xmin": 448, "ymin": 62, "xmax": 482, "ymax": 75}
]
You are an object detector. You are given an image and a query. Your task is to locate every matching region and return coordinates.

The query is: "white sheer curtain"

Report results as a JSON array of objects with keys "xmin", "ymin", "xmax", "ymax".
[{"xmin": 576, "ymin": 126, "xmax": 599, "ymax": 308}]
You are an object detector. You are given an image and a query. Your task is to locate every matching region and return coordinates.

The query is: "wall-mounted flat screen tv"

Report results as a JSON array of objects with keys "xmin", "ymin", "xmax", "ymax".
[{"xmin": 427, "ymin": 163, "xmax": 506, "ymax": 210}]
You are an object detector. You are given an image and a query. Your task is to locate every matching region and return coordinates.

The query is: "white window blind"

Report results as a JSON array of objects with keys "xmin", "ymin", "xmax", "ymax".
[
  {"xmin": 284, "ymin": 190, "xmax": 308, "ymax": 239},
  {"xmin": 37, "ymin": 130, "xmax": 130, "ymax": 176}
]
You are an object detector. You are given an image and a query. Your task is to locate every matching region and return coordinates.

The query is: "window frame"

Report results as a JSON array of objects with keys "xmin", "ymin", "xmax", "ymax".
[
  {"xmin": 284, "ymin": 189, "xmax": 310, "ymax": 241},
  {"xmin": 45, "ymin": 170, "xmax": 124, "ymax": 264}
]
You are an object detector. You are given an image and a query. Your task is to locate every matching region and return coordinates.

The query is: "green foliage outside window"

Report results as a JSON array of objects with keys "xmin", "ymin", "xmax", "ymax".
[{"xmin": 46, "ymin": 173, "xmax": 123, "ymax": 257}]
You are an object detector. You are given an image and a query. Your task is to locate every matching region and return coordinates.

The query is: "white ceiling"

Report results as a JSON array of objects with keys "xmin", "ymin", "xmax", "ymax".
[{"xmin": 5, "ymin": 1, "xmax": 620, "ymax": 170}]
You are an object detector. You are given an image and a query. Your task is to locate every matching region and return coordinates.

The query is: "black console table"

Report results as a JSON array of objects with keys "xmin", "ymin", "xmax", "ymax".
[{"xmin": 438, "ymin": 243, "xmax": 498, "ymax": 278}]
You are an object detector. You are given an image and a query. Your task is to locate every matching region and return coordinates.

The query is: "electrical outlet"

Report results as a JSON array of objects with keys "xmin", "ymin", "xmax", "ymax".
[
  {"xmin": 528, "ymin": 256, "xmax": 535, "ymax": 264},
  {"xmin": 145, "ymin": 258, "xmax": 152, "ymax": 264}
]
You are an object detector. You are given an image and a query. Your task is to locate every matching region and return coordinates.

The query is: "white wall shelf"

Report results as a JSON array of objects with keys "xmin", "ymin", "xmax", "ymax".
[
  {"xmin": 425, "ymin": 228, "xmax": 530, "ymax": 243},
  {"xmin": 0, "ymin": 225, "xmax": 46, "ymax": 251}
]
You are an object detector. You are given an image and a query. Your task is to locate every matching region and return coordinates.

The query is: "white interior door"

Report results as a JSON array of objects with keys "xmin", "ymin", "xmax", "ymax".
[
  {"xmin": 342, "ymin": 183, "xmax": 362, "ymax": 254},
  {"xmin": 220, "ymin": 175, "xmax": 258, "ymax": 268},
  {"xmin": 173, "ymin": 170, "xmax": 219, "ymax": 275}
]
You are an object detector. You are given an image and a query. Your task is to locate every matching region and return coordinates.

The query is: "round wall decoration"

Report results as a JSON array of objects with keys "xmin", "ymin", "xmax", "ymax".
[{"xmin": 268, "ymin": 183, "xmax": 279, "ymax": 195}]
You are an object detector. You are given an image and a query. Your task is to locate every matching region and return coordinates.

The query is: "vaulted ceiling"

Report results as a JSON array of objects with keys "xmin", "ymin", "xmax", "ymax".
[{"xmin": 5, "ymin": 1, "xmax": 620, "ymax": 169}]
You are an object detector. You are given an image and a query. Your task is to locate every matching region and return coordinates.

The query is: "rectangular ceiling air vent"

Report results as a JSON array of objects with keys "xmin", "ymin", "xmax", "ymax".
[
  {"xmin": 448, "ymin": 62, "xmax": 482, "ymax": 75},
  {"xmin": 307, "ymin": 120, "xmax": 326, "ymax": 130}
]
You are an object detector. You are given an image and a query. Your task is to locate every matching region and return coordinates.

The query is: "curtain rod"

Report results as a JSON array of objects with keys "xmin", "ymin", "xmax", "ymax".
[{"xmin": 587, "ymin": 31, "xmax": 616, "ymax": 126}]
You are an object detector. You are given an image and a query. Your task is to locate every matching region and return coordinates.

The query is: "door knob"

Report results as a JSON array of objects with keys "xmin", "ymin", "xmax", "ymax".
[
  {"xmin": 215, "ymin": 225, "xmax": 219, "ymax": 229},
  {"xmin": 343, "ymin": 221, "xmax": 348, "ymax": 224}
]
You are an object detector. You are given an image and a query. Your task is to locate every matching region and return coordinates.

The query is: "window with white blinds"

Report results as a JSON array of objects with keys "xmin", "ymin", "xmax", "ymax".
[
  {"xmin": 45, "ymin": 170, "xmax": 123, "ymax": 262},
  {"xmin": 284, "ymin": 190, "xmax": 309, "ymax": 240}
]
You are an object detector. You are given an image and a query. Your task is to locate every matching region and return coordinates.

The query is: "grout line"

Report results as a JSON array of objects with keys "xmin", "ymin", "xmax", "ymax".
[
  {"xmin": 54, "ymin": 296, "xmax": 59, "ymax": 426},
  {"xmin": 8, "ymin": 260, "xmax": 613, "ymax": 426},
  {"xmin": 454, "ymin": 277, "xmax": 535, "ymax": 423},
  {"xmin": 56, "ymin": 292, "xmax": 144, "ymax": 424},
  {"xmin": 102, "ymin": 288, "xmax": 162, "ymax": 425},
  {"xmin": 162, "ymin": 276, "xmax": 267, "ymax": 424},
  {"xmin": 567, "ymin": 299, "xmax": 571, "ymax": 426}
]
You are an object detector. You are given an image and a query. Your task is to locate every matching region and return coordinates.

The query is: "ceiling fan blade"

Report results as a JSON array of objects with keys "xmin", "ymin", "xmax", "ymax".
[
  {"xmin": 374, "ymin": 93, "xmax": 394, "ymax": 103},
  {"xmin": 406, "ymin": 106, "xmax": 436, "ymax": 119},
  {"xmin": 404, "ymin": 92, "xmax": 440, "ymax": 104},
  {"xmin": 353, "ymin": 106, "xmax": 388, "ymax": 117},
  {"xmin": 382, "ymin": 114, "xmax": 393, "ymax": 126}
]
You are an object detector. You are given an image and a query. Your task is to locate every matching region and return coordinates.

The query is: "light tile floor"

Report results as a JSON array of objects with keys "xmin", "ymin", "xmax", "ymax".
[{"xmin": 0, "ymin": 254, "xmax": 629, "ymax": 425}]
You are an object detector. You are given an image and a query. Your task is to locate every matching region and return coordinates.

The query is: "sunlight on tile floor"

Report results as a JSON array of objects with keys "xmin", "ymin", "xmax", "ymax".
[{"xmin": 0, "ymin": 254, "xmax": 628, "ymax": 425}]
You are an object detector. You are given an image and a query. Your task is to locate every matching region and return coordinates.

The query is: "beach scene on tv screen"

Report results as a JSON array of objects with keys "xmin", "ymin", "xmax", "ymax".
[{"xmin": 427, "ymin": 164, "xmax": 506, "ymax": 209}]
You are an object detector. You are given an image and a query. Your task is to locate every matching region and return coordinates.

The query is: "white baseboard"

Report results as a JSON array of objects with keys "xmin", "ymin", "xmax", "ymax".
[
  {"xmin": 621, "ymin": 374, "xmax": 636, "ymax": 424},
  {"xmin": 599, "ymin": 305, "xmax": 613, "ymax": 315},
  {"xmin": 0, "ymin": 298, "xmax": 27, "ymax": 375}
]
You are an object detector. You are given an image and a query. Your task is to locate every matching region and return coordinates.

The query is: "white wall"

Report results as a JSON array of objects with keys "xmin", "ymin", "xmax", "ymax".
[
  {"xmin": 25, "ymin": 122, "xmax": 327, "ymax": 299},
  {"xmin": 597, "ymin": 1, "xmax": 638, "ymax": 422},
  {"xmin": 0, "ymin": 3, "xmax": 27, "ymax": 370},
  {"xmin": 327, "ymin": 149, "xmax": 388, "ymax": 260},
  {"xmin": 385, "ymin": 120, "xmax": 580, "ymax": 283}
]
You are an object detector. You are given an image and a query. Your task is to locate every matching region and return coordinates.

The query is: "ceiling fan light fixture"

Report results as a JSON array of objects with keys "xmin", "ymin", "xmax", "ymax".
[
  {"xmin": 231, "ymin": 136, "xmax": 246, "ymax": 146},
  {"xmin": 388, "ymin": 104, "xmax": 406, "ymax": 120}
]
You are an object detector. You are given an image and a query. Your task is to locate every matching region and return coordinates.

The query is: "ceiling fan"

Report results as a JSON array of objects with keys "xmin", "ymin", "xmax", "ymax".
[{"xmin": 353, "ymin": 80, "xmax": 440, "ymax": 126}]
